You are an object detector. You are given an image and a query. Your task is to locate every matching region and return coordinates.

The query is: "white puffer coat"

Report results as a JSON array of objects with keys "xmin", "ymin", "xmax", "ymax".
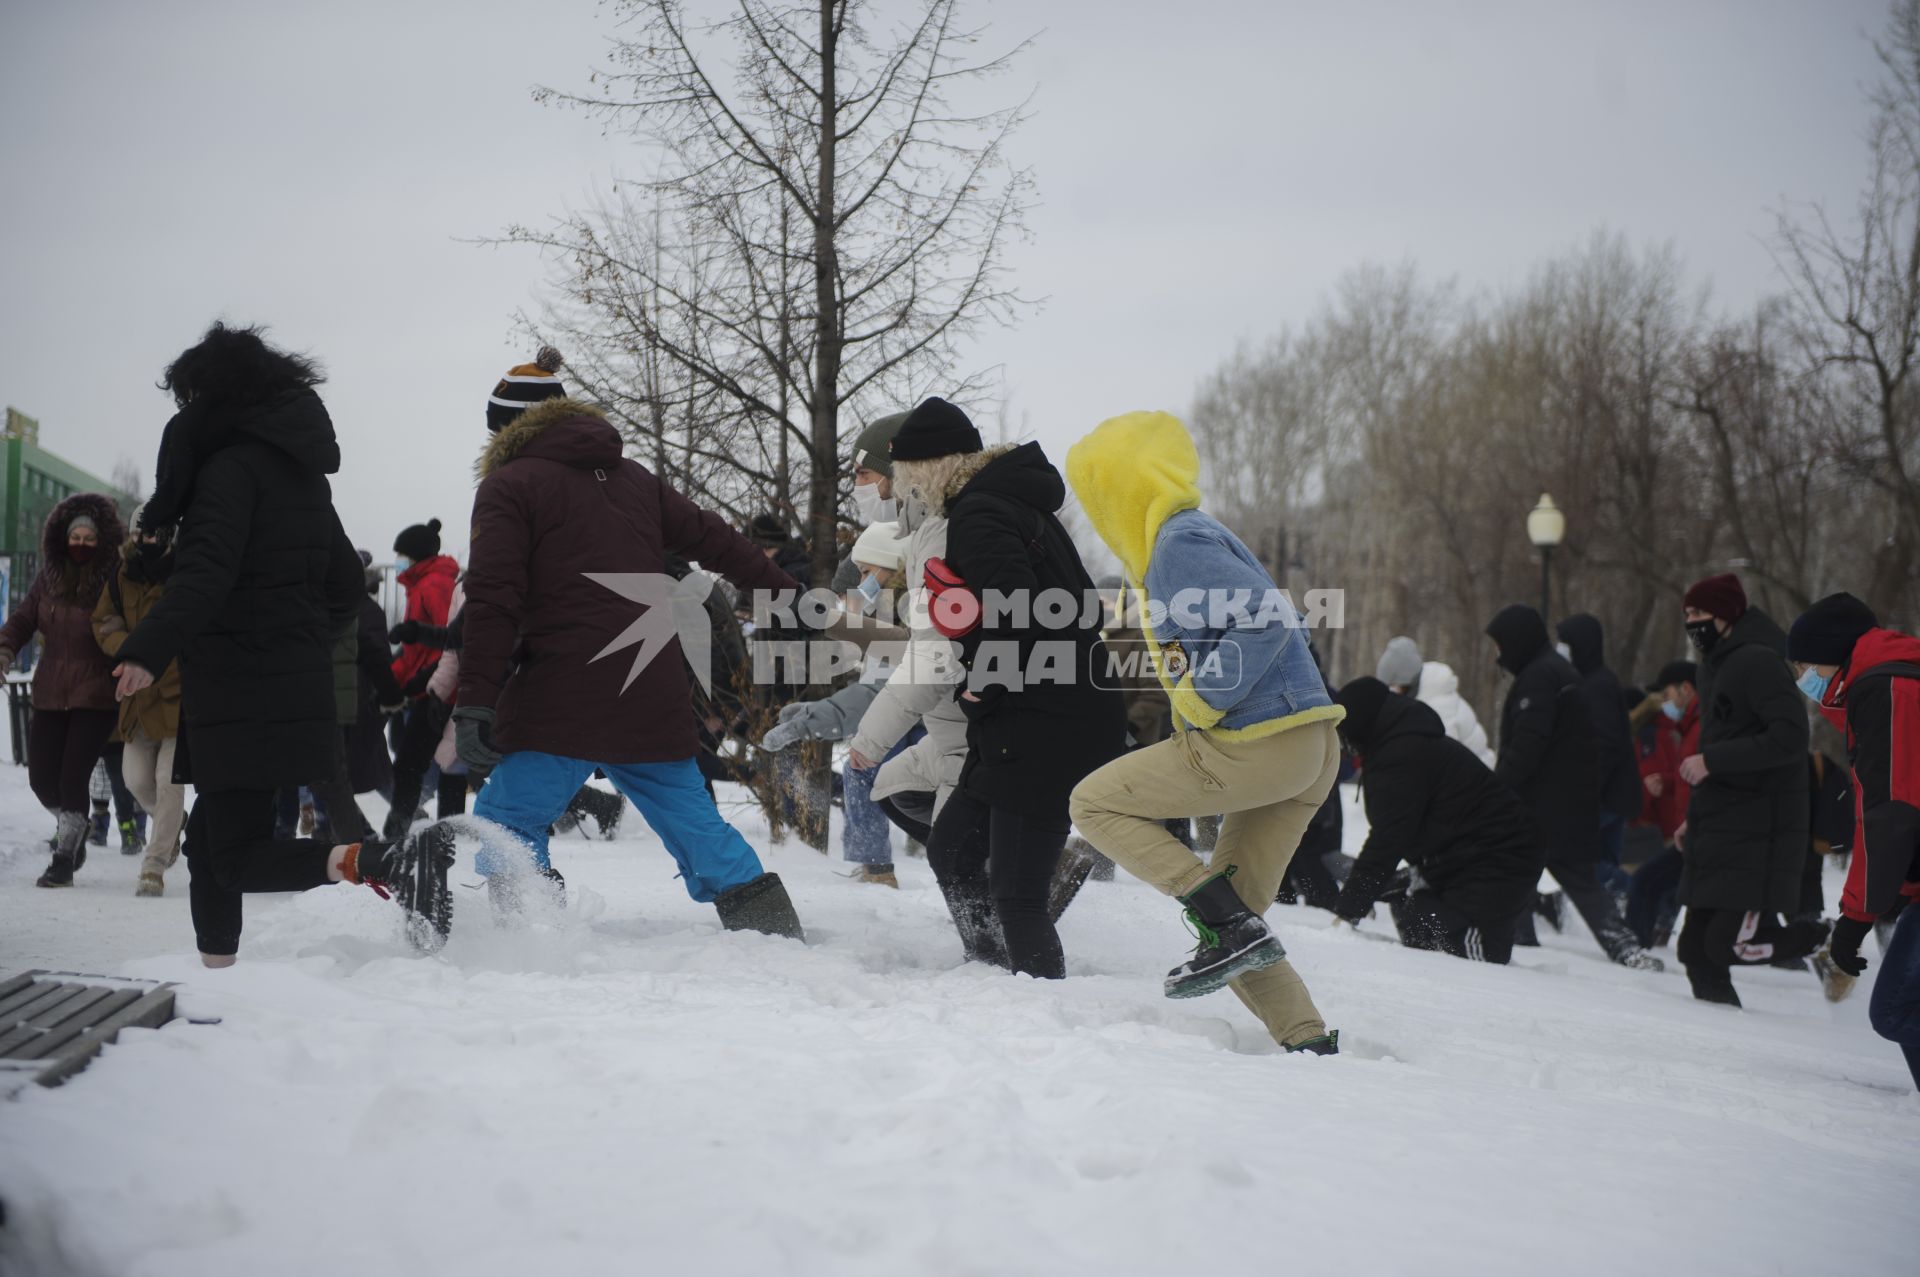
[{"xmin": 1417, "ymin": 660, "xmax": 1496, "ymax": 768}]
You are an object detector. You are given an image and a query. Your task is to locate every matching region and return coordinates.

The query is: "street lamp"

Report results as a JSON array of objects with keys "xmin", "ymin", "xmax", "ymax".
[{"xmin": 1527, "ymin": 493, "xmax": 1566, "ymax": 617}]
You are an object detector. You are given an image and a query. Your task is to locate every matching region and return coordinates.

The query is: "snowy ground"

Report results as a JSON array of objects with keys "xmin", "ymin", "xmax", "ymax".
[{"xmin": 0, "ymin": 768, "xmax": 1914, "ymax": 1277}]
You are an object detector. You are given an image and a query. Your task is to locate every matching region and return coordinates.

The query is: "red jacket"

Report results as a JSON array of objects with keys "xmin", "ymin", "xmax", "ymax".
[
  {"xmin": 1813, "ymin": 627, "xmax": 1920, "ymax": 922},
  {"xmin": 1636, "ymin": 697, "xmax": 1699, "ymax": 840},
  {"xmin": 390, "ymin": 554, "xmax": 458, "ymax": 692}
]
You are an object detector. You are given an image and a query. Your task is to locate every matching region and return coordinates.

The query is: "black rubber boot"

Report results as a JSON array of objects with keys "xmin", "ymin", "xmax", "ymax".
[
  {"xmin": 37, "ymin": 811, "xmax": 89, "ymax": 888},
  {"xmin": 713, "ymin": 872, "xmax": 806, "ymax": 941},
  {"xmin": 573, "ymin": 786, "xmax": 624, "ymax": 840},
  {"xmin": 1685, "ymin": 969, "xmax": 1742, "ymax": 1007},
  {"xmin": 1046, "ymin": 838, "xmax": 1100, "ymax": 922},
  {"xmin": 1534, "ymin": 891, "xmax": 1566, "ymax": 934},
  {"xmin": 937, "ymin": 877, "xmax": 1009, "ymax": 967},
  {"xmin": 361, "ymin": 823, "xmax": 458, "ymax": 953},
  {"xmin": 1164, "ymin": 871, "xmax": 1285, "ymax": 999},
  {"xmin": 1287, "ymin": 1030, "xmax": 1340, "ymax": 1056}
]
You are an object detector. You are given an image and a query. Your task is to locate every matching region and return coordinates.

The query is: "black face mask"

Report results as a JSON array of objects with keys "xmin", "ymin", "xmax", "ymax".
[{"xmin": 1686, "ymin": 618, "xmax": 1720, "ymax": 655}]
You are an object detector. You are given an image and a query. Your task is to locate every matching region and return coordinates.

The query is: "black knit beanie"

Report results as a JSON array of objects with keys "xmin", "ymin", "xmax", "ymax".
[
  {"xmin": 889, "ymin": 396, "xmax": 983, "ymax": 462},
  {"xmin": 1787, "ymin": 593, "xmax": 1878, "ymax": 666},
  {"xmin": 747, "ymin": 513, "xmax": 787, "ymax": 549},
  {"xmin": 487, "ymin": 346, "xmax": 566, "ymax": 433},
  {"xmin": 394, "ymin": 518, "xmax": 442, "ymax": 562},
  {"xmin": 1333, "ymin": 676, "xmax": 1392, "ymax": 750},
  {"xmin": 1647, "ymin": 659, "xmax": 1698, "ymax": 693}
]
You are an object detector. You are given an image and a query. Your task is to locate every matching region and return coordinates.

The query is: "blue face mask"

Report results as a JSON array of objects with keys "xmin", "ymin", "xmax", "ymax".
[
  {"xmin": 1661, "ymin": 701, "xmax": 1683, "ymax": 722},
  {"xmin": 855, "ymin": 573, "xmax": 883, "ymax": 614},
  {"xmin": 1796, "ymin": 667, "xmax": 1832, "ymax": 703},
  {"xmin": 395, "ymin": 555, "xmax": 413, "ymax": 571}
]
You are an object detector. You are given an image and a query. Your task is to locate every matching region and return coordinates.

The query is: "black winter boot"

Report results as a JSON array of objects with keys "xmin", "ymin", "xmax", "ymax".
[
  {"xmin": 572, "ymin": 786, "xmax": 625, "ymax": 840},
  {"xmin": 1685, "ymin": 968, "xmax": 1742, "ymax": 1007},
  {"xmin": 487, "ymin": 865, "xmax": 568, "ymax": 916},
  {"xmin": 1534, "ymin": 890, "xmax": 1566, "ymax": 934},
  {"xmin": 359, "ymin": 823, "xmax": 458, "ymax": 953},
  {"xmin": 937, "ymin": 877, "xmax": 1010, "ymax": 967},
  {"xmin": 37, "ymin": 811, "xmax": 90, "ymax": 888},
  {"xmin": 1164, "ymin": 871, "xmax": 1285, "ymax": 999},
  {"xmin": 1287, "ymin": 1030, "xmax": 1340, "ymax": 1056},
  {"xmin": 1046, "ymin": 838, "xmax": 1101, "ymax": 922},
  {"xmin": 713, "ymin": 873, "xmax": 806, "ymax": 941}
]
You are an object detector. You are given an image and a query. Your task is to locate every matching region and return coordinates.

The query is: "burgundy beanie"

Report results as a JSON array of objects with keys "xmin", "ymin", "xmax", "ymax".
[{"xmin": 1683, "ymin": 573, "xmax": 1747, "ymax": 623}]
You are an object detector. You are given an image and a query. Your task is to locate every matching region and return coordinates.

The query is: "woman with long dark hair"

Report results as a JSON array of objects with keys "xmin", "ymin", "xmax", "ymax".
[
  {"xmin": 0, "ymin": 493, "xmax": 125, "ymax": 887},
  {"xmin": 113, "ymin": 322, "xmax": 453, "ymax": 964}
]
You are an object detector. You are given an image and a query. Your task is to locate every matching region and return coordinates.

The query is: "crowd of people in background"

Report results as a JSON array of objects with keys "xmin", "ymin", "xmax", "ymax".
[{"xmin": 7, "ymin": 323, "xmax": 1916, "ymax": 1090}]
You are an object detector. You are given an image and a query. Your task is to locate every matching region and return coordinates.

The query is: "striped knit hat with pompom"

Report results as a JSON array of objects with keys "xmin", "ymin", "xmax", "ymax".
[{"xmin": 487, "ymin": 345, "xmax": 566, "ymax": 433}]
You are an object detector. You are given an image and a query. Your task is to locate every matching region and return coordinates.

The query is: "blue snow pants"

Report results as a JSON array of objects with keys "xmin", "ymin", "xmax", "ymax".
[
  {"xmin": 472, "ymin": 750, "xmax": 764, "ymax": 902},
  {"xmin": 1869, "ymin": 902, "xmax": 1920, "ymax": 1090}
]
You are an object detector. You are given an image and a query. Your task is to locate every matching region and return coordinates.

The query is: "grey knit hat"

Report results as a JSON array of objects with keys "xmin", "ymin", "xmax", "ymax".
[{"xmin": 1375, "ymin": 635, "xmax": 1423, "ymax": 689}]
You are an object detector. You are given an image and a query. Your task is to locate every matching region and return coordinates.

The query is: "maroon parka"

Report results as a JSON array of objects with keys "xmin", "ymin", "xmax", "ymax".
[{"xmin": 458, "ymin": 398, "xmax": 802, "ymax": 764}]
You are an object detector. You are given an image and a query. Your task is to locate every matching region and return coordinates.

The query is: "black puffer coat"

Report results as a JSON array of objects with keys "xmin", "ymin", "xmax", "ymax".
[
  {"xmin": 1486, "ymin": 604, "xmax": 1600, "ymax": 861},
  {"xmin": 1680, "ymin": 607, "xmax": 1810, "ymax": 912},
  {"xmin": 118, "ymin": 388, "xmax": 364, "ymax": 792},
  {"xmin": 941, "ymin": 442, "xmax": 1126, "ymax": 823},
  {"xmin": 1556, "ymin": 613, "xmax": 1643, "ymax": 820},
  {"xmin": 1334, "ymin": 688, "xmax": 1541, "ymax": 926}
]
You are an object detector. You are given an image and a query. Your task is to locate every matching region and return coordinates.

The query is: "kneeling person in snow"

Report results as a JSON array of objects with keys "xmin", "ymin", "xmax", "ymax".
[
  {"xmin": 1329, "ymin": 678, "xmax": 1541, "ymax": 962},
  {"xmin": 451, "ymin": 353, "xmax": 807, "ymax": 938},
  {"xmin": 1066, "ymin": 411, "xmax": 1343, "ymax": 1055}
]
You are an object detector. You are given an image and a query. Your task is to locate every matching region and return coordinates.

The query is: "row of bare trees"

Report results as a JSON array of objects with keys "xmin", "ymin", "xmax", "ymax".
[{"xmin": 1185, "ymin": 4, "xmax": 1920, "ymax": 724}]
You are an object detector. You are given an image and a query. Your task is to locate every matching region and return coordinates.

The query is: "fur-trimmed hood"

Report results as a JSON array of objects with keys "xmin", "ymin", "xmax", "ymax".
[
  {"xmin": 935, "ymin": 442, "xmax": 1066, "ymax": 519},
  {"xmin": 477, "ymin": 396, "xmax": 621, "ymax": 480},
  {"xmin": 41, "ymin": 491, "xmax": 124, "ymax": 601}
]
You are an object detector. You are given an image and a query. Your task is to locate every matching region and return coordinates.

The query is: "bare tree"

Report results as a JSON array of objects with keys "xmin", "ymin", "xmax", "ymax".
[{"xmin": 505, "ymin": 0, "xmax": 1035, "ymax": 582}]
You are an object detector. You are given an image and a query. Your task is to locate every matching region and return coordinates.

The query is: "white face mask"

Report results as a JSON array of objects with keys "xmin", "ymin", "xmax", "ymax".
[
  {"xmin": 853, "ymin": 481, "xmax": 897, "ymax": 525},
  {"xmin": 1554, "ymin": 641, "xmax": 1572, "ymax": 661}
]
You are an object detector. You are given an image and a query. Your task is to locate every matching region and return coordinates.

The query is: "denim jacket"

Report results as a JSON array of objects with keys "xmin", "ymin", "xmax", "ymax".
[{"xmin": 1140, "ymin": 510, "xmax": 1340, "ymax": 739}]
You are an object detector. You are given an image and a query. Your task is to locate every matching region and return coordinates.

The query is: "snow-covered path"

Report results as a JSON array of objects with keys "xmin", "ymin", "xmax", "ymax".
[{"xmin": 0, "ymin": 772, "xmax": 1913, "ymax": 1277}]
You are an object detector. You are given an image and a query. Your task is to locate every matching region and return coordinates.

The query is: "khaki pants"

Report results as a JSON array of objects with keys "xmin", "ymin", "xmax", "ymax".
[
  {"xmin": 122, "ymin": 729, "xmax": 185, "ymax": 881},
  {"xmin": 1069, "ymin": 720, "xmax": 1341, "ymax": 1048}
]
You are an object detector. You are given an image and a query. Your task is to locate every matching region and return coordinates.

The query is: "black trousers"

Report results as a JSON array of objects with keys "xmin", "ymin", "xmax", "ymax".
[
  {"xmin": 383, "ymin": 699, "xmax": 457, "ymax": 838},
  {"xmin": 184, "ymin": 789, "xmax": 335, "ymax": 956},
  {"xmin": 1389, "ymin": 890, "xmax": 1516, "ymax": 964},
  {"xmin": 306, "ymin": 727, "xmax": 370, "ymax": 843},
  {"xmin": 926, "ymin": 789, "xmax": 1069, "ymax": 980},
  {"xmin": 1678, "ymin": 905, "xmax": 1829, "ymax": 1000},
  {"xmin": 28, "ymin": 707, "xmax": 116, "ymax": 812},
  {"xmin": 1515, "ymin": 845, "xmax": 1641, "ymax": 958},
  {"xmin": 877, "ymin": 790, "xmax": 936, "ymax": 844},
  {"xmin": 101, "ymin": 741, "xmax": 143, "ymax": 824}
]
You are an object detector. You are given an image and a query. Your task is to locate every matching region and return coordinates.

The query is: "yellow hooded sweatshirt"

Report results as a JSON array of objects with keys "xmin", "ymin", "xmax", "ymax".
[{"xmin": 1067, "ymin": 412, "xmax": 1342, "ymax": 740}]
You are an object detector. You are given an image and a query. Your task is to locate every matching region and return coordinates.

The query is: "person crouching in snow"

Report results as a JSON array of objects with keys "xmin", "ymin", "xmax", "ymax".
[
  {"xmin": 1065, "ymin": 411, "xmax": 1343, "ymax": 1055},
  {"xmin": 1329, "ymin": 678, "xmax": 1541, "ymax": 962},
  {"xmin": 448, "ymin": 349, "xmax": 808, "ymax": 938},
  {"xmin": 1788, "ymin": 593, "xmax": 1920, "ymax": 1087}
]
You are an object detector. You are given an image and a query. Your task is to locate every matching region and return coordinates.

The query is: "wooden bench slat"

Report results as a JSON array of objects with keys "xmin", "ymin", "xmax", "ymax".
[
  {"xmin": 19, "ymin": 989, "xmax": 143, "ymax": 1060},
  {"xmin": 0, "ymin": 985, "xmax": 96, "ymax": 1049},
  {"xmin": 0, "ymin": 978, "xmax": 61, "ymax": 1021}
]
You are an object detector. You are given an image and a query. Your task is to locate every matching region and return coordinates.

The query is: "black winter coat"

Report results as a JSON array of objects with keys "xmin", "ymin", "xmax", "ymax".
[
  {"xmin": 1486, "ymin": 604, "xmax": 1600, "ymax": 860},
  {"xmin": 1556, "ymin": 614, "xmax": 1643, "ymax": 820},
  {"xmin": 348, "ymin": 592, "xmax": 401, "ymax": 794},
  {"xmin": 1681, "ymin": 608, "xmax": 1810, "ymax": 912},
  {"xmin": 1335, "ymin": 695, "xmax": 1542, "ymax": 926},
  {"xmin": 941, "ymin": 442, "xmax": 1126, "ymax": 822},
  {"xmin": 118, "ymin": 388, "xmax": 364, "ymax": 793}
]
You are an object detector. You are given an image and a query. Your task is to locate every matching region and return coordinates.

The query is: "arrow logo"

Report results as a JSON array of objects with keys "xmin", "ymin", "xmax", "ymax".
[{"xmin": 581, "ymin": 570, "xmax": 718, "ymax": 695}]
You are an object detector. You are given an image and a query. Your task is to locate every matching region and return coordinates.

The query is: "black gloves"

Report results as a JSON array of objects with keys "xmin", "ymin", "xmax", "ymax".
[
  {"xmin": 1828, "ymin": 915, "xmax": 1872, "ymax": 977},
  {"xmin": 402, "ymin": 663, "xmax": 438, "ymax": 699},
  {"xmin": 453, "ymin": 705, "xmax": 502, "ymax": 776},
  {"xmin": 389, "ymin": 620, "xmax": 422, "ymax": 645}
]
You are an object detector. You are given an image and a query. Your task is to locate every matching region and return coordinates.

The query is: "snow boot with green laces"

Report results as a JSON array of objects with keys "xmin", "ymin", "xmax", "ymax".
[{"xmin": 1164, "ymin": 870, "xmax": 1285, "ymax": 999}]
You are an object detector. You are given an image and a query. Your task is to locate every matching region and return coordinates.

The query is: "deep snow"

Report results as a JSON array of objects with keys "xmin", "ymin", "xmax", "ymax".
[{"xmin": 0, "ymin": 770, "xmax": 1914, "ymax": 1277}]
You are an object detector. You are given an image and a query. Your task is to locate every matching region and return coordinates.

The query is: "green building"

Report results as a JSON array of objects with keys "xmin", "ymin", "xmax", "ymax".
[{"xmin": 2, "ymin": 407, "xmax": 140, "ymax": 610}]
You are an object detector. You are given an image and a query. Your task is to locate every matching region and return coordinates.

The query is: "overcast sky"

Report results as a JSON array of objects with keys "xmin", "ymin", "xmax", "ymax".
[{"xmin": 0, "ymin": 0, "xmax": 1890, "ymax": 564}]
